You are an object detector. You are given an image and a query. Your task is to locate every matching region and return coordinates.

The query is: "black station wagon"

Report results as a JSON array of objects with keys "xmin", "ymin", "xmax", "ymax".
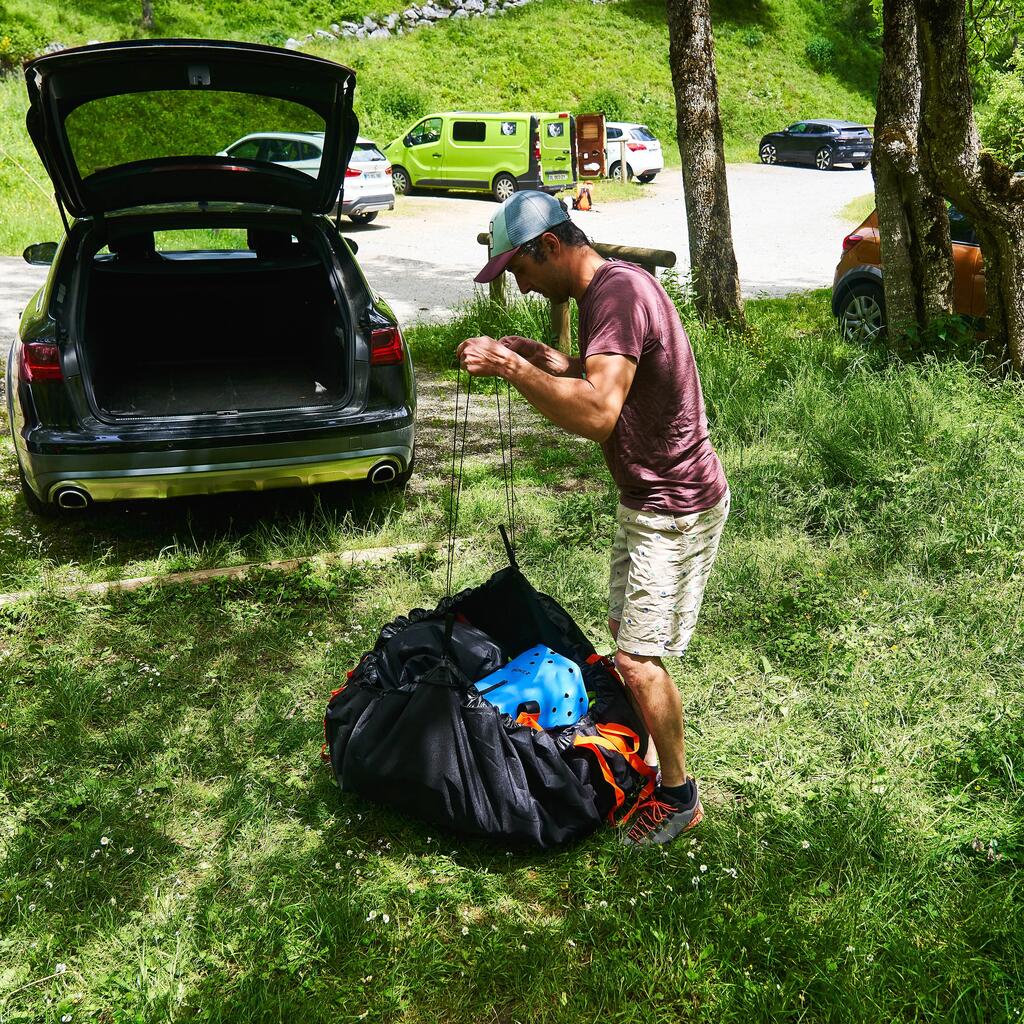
[
  {"xmin": 758, "ymin": 120, "xmax": 873, "ymax": 170},
  {"xmin": 7, "ymin": 39, "xmax": 415, "ymax": 515}
]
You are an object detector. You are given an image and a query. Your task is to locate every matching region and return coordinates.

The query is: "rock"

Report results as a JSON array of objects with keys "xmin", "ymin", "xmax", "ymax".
[
  {"xmin": 452, "ymin": 8, "xmax": 469, "ymax": 16},
  {"xmin": 330, "ymin": 23, "xmax": 341, "ymax": 32},
  {"xmin": 363, "ymin": 15, "xmax": 377, "ymax": 28},
  {"xmin": 386, "ymin": 12, "xmax": 399, "ymax": 27},
  {"xmin": 43, "ymin": 41, "xmax": 67, "ymax": 53},
  {"xmin": 314, "ymin": 28, "xmax": 334, "ymax": 39},
  {"xmin": 465, "ymin": 0, "xmax": 485, "ymax": 10},
  {"xmin": 285, "ymin": 38, "xmax": 302, "ymax": 49},
  {"xmin": 370, "ymin": 27, "xmax": 392, "ymax": 37}
]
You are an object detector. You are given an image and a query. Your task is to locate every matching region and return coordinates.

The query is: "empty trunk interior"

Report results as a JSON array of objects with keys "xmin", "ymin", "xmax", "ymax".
[{"xmin": 82, "ymin": 254, "xmax": 348, "ymax": 418}]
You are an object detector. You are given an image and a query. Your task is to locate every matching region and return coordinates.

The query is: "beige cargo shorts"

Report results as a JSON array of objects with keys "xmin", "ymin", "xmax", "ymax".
[{"xmin": 608, "ymin": 489, "xmax": 730, "ymax": 658}]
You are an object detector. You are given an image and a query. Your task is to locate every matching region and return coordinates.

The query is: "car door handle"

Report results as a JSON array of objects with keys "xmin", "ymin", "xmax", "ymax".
[{"xmin": 432, "ymin": 153, "xmax": 442, "ymax": 159}]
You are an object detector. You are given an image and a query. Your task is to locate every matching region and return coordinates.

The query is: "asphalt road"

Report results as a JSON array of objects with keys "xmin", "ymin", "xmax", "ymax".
[{"xmin": 0, "ymin": 163, "xmax": 869, "ymax": 362}]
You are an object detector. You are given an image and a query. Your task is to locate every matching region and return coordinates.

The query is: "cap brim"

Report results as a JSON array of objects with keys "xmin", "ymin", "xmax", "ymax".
[{"xmin": 474, "ymin": 244, "xmax": 521, "ymax": 284}]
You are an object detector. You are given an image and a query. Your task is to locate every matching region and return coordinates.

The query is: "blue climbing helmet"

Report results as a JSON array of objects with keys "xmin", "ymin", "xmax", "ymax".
[{"xmin": 475, "ymin": 644, "xmax": 589, "ymax": 729}]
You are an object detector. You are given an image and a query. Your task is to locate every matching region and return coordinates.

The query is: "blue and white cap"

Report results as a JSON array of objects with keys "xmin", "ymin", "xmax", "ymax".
[{"xmin": 474, "ymin": 190, "xmax": 571, "ymax": 283}]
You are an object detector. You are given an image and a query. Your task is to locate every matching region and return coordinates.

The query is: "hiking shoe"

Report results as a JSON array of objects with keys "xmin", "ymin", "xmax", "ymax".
[{"xmin": 619, "ymin": 779, "xmax": 704, "ymax": 847}]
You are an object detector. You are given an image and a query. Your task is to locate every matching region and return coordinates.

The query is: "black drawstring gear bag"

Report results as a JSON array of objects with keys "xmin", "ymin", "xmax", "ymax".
[{"xmin": 323, "ymin": 561, "xmax": 657, "ymax": 850}]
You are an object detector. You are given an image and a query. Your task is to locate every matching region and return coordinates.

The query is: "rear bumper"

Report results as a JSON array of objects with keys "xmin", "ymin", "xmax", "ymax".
[
  {"xmin": 18, "ymin": 420, "xmax": 414, "ymax": 503},
  {"xmin": 836, "ymin": 146, "xmax": 873, "ymax": 161},
  {"xmin": 341, "ymin": 196, "xmax": 395, "ymax": 216}
]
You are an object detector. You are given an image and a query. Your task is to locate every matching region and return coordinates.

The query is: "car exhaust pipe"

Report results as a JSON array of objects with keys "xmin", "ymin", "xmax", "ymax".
[
  {"xmin": 55, "ymin": 487, "xmax": 91, "ymax": 510},
  {"xmin": 368, "ymin": 462, "xmax": 397, "ymax": 485}
]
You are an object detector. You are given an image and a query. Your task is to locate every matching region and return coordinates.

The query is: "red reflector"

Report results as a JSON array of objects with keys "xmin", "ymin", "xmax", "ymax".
[
  {"xmin": 558, "ymin": 112, "xmax": 569, "ymax": 118},
  {"xmin": 842, "ymin": 233, "xmax": 863, "ymax": 252},
  {"xmin": 370, "ymin": 326, "xmax": 404, "ymax": 366},
  {"xmin": 345, "ymin": 166, "xmax": 361, "ymax": 178},
  {"xmin": 22, "ymin": 341, "xmax": 61, "ymax": 381},
  {"xmin": 385, "ymin": 164, "xmax": 393, "ymax": 175},
  {"xmin": 627, "ymin": 142, "xmax": 647, "ymax": 151}
]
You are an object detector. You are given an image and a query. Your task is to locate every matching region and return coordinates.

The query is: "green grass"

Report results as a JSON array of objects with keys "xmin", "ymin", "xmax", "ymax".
[
  {"xmin": 838, "ymin": 191, "xmax": 875, "ymax": 226},
  {"xmin": 0, "ymin": 0, "xmax": 879, "ymax": 252},
  {"xmin": 1, "ymin": 288, "xmax": 1023, "ymax": 1021}
]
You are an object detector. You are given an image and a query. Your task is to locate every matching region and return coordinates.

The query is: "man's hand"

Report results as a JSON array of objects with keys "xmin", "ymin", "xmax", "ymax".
[{"xmin": 456, "ymin": 335, "xmax": 518, "ymax": 378}]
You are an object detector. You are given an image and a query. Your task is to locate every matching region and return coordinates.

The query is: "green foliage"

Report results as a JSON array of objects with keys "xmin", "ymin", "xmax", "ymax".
[
  {"xmin": 740, "ymin": 27, "xmax": 765, "ymax": 47},
  {"xmin": 805, "ymin": 34, "xmax": 835, "ymax": 71},
  {"xmin": 977, "ymin": 59, "xmax": 1024, "ymax": 170},
  {"xmin": 2, "ymin": 288, "xmax": 1023, "ymax": 1021}
]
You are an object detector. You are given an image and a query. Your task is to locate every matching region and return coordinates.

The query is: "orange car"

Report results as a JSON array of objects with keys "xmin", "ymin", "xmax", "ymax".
[{"xmin": 832, "ymin": 207, "xmax": 986, "ymax": 341}]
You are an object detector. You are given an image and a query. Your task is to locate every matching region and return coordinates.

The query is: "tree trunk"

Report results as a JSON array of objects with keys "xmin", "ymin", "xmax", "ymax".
[
  {"xmin": 666, "ymin": 0, "xmax": 745, "ymax": 328},
  {"xmin": 916, "ymin": 0, "xmax": 1024, "ymax": 373},
  {"xmin": 141, "ymin": 1, "xmax": 154, "ymax": 29},
  {"xmin": 872, "ymin": 0, "xmax": 954, "ymax": 351}
]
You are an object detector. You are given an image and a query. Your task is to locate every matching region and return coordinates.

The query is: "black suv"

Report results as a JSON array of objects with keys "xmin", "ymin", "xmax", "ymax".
[{"xmin": 759, "ymin": 120, "xmax": 873, "ymax": 170}]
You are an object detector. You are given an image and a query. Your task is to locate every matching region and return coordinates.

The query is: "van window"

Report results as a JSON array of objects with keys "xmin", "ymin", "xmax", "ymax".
[
  {"xmin": 631, "ymin": 127, "xmax": 657, "ymax": 142},
  {"xmin": 500, "ymin": 120, "xmax": 518, "ymax": 136},
  {"xmin": 453, "ymin": 121, "xmax": 487, "ymax": 143},
  {"xmin": 546, "ymin": 122, "xmax": 565, "ymax": 138},
  {"xmin": 407, "ymin": 118, "xmax": 442, "ymax": 146},
  {"xmin": 351, "ymin": 142, "xmax": 386, "ymax": 162},
  {"xmin": 606, "ymin": 127, "xmax": 622, "ymax": 141}
]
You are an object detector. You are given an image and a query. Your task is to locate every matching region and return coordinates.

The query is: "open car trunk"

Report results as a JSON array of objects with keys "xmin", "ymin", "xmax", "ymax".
[{"xmin": 79, "ymin": 236, "xmax": 350, "ymax": 420}]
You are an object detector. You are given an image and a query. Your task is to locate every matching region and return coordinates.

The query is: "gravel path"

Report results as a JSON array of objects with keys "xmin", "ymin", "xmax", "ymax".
[{"xmin": 0, "ymin": 163, "xmax": 871, "ymax": 363}]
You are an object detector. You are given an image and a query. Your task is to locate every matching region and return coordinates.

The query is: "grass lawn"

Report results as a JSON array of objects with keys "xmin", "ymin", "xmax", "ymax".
[{"xmin": 1, "ymin": 290, "xmax": 1022, "ymax": 1022}]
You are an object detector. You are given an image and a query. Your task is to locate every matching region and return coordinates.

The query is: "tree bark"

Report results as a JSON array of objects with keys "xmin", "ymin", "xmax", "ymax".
[
  {"xmin": 666, "ymin": 0, "xmax": 745, "ymax": 328},
  {"xmin": 141, "ymin": 1, "xmax": 154, "ymax": 29},
  {"xmin": 872, "ymin": 0, "xmax": 954, "ymax": 351},
  {"xmin": 916, "ymin": 0, "xmax": 1024, "ymax": 373}
]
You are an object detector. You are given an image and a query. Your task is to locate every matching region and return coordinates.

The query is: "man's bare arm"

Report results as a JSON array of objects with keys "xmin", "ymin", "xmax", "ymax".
[
  {"xmin": 500, "ymin": 335, "xmax": 582, "ymax": 378},
  {"xmin": 457, "ymin": 335, "xmax": 635, "ymax": 442}
]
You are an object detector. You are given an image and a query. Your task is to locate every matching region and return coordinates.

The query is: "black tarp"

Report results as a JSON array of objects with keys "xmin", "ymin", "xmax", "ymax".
[{"xmin": 324, "ymin": 565, "xmax": 656, "ymax": 849}]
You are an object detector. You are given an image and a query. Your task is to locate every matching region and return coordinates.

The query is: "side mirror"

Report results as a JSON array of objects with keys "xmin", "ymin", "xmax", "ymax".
[
  {"xmin": 404, "ymin": 135, "xmax": 414, "ymax": 148},
  {"xmin": 23, "ymin": 241, "xmax": 58, "ymax": 266},
  {"xmin": 346, "ymin": 238, "xmax": 359, "ymax": 255}
]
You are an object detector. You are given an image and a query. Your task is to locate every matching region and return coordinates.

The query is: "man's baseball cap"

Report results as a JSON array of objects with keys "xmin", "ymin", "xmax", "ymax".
[{"xmin": 474, "ymin": 190, "xmax": 571, "ymax": 283}]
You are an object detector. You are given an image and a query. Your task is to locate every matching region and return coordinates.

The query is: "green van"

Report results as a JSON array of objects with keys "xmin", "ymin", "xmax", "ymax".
[{"xmin": 382, "ymin": 111, "xmax": 577, "ymax": 202}]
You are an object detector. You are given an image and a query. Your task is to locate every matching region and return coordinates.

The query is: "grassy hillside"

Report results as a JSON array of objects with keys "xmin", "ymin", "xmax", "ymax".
[{"xmin": 0, "ymin": 0, "xmax": 879, "ymax": 252}]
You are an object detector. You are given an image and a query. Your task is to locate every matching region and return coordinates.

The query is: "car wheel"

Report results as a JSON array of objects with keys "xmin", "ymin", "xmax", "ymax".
[
  {"xmin": 17, "ymin": 463, "xmax": 58, "ymax": 518},
  {"xmin": 391, "ymin": 166, "xmax": 412, "ymax": 195},
  {"xmin": 609, "ymin": 161, "xmax": 633, "ymax": 182},
  {"xmin": 492, "ymin": 173, "xmax": 517, "ymax": 203},
  {"xmin": 348, "ymin": 211, "xmax": 378, "ymax": 224},
  {"xmin": 838, "ymin": 282, "xmax": 886, "ymax": 344},
  {"xmin": 637, "ymin": 172, "xmax": 657, "ymax": 184},
  {"xmin": 852, "ymin": 161, "xmax": 869, "ymax": 170},
  {"xmin": 760, "ymin": 143, "xmax": 777, "ymax": 165},
  {"xmin": 815, "ymin": 146, "xmax": 835, "ymax": 171}
]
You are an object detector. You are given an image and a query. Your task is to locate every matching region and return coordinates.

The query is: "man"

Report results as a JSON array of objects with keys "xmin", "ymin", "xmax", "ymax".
[{"xmin": 457, "ymin": 191, "xmax": 729, "ymax": 846}]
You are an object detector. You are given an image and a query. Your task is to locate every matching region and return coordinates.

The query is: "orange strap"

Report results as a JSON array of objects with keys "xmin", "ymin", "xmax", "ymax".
[
  {"xmin": 515, "ymin": 710, "xmax": 543, "ymax": 731},
  {"xmin": 572, "ymin": 722, "xmax": 657, "ymax": 823}
]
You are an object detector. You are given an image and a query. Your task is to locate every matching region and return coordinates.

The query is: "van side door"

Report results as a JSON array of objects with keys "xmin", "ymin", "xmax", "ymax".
[{"xmin": 446, "ymin": 118, "xmax": 490, "ymax": 189}]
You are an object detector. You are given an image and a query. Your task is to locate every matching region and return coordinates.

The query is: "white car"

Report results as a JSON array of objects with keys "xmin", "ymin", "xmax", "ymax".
[
  {"xmin": 219, "ymin": 132, "xmax": 395, "ymax": 223},
  {"xmin": 603, "ymin": 122, "xmax": 663, "ymax": 183}
]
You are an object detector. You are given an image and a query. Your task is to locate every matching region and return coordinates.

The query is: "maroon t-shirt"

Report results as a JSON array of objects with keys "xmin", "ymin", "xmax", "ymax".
[{"xmin": 578, "ymin": 260, "xmax": 727, "ymax": 514}]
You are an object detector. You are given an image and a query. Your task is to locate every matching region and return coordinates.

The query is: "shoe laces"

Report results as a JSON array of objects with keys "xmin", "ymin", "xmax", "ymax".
[{"xmin": 625, "ymin": 796, "xmax": 676, "ymax": 843}]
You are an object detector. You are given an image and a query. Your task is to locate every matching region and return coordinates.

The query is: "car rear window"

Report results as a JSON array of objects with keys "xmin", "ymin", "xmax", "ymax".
[
  {"xmin": 64, "ymin": 91, "xmax": 325, "ymax": 179},
  {"xmin": 452, "ymin": 121, "xmax": 487, "ymax": 143},
  {"xmin": 351, "ymin": 143, "xmax": 387, "ymax": 162},
  {"xmin": 631, "ymin": 127, "xmax": 657, "ymax": 141}
]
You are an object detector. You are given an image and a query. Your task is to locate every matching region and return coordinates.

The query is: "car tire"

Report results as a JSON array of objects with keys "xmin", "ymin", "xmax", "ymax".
[
  {"xmin": 637, "ymin": 172, "xmax": 657, "ymax": 184},
  {"xmin": 851, "ymin": 161, "xmax": 869, "ymax": 170},
  {"xmin": 348, "ymin": 211, "xmax": 378, "ymax": 224},
  {"xmin": 391, "ymin": 166, "xmax": 412, "ymax": 195},
  {"xmin": 815, "ymin": 146, "xmax": 835, "ymax": 171},
  {"xmin": 759, "ymin": 143, "xmax": 777, "ymax": 165},
  {"xmin": 609, "ymin": 161, "xmax": 633, "ymax": 182},
  {"xmin": 17, "ymin": 463, "xmax": 58, "ymax": 518},
  {"xmin": 838, "ymin": 281, "xmax": 887, "ymax": 344},
  {"xmin": 492, "ymin": 173, "xmax": 517, "ymax": 203}
]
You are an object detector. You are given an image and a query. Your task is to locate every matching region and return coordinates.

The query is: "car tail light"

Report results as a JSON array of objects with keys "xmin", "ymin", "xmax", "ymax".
[
  {"xmin": 345, "ymin": 166, "xmax": 361, "ymax": 178},
  {"xmin": 21, "ymin": 341, "xmax": 61, "ymax": 381},
  {"xmin": 370, "ymin": 326, "xmax": 404, "ymax": 366},
  {"xmin": 627, "ymin": 142, "xmax": 647, "ymax": 152},
  {"xmin": 533, "ymin": 137, "xmax": 541, "ymax": 162},
  {"xmin": 842, "ymin": 233, "xmax": 863, "ymax": 252},
  {"xmin": 385, "ymin": 164, "xmax": 393, "ymax": 175}
]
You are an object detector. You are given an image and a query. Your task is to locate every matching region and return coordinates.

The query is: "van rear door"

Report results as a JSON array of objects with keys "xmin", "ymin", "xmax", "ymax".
[{"xmin": 539, "ymin": 113, "xmax": 574, "ymax": 190}]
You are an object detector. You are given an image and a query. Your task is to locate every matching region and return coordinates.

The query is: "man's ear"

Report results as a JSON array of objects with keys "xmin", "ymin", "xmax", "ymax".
[{"xmin": 541, "ymin": 231, "xmax": 561, "ymax": 256}]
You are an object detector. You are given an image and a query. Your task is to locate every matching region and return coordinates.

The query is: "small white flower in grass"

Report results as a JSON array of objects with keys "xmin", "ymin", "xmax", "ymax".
[
  {"xmin": 722, "ymin": 867, "xmax": 738, "ymax": 878},
  {"xmin": 307, "ymin": 631, "xmax": 313, "ymax": 638},
  {"xmin": 100, "ymin": 836, "xmax": 110, "ymax": 846},
  {"xmin": 335, "ymin": 862, "xmax": 342, "ymax": 870},
  {"xmin": 699, "ymin": 864, "xmax": 708, "ymax": 873},
  {"xmin": 28, "ymin": 903, "xmax": 36, "ymax": 912},
  {"xmin": 366, "ymin": 910, "xmax": 378, "ymax": 921},
  {"xmin": 382, "ymin": 914, "xmax": 390, "ymax": 924},
  {"xmin": 461, "ymin": 926, "xmax": 469, "ymax": 936},
  {"xmin": 62, "ymin": 1016, "xmax": 73, "ymax": 1023},
  {"xmin": 598, "ymin": 900, "xmax": 608, "ymax": 908},
  {"xmin": 687, "ymin": 851, "xmax": 695, "ymax": 859},
  {"xmin": 845, "ymin": 945, "xmax": 855, "ymax": 953},
  {"xmin": 567, "ymin": 939, "xmax": 576, "ymax": 947},
  {"xmin": 124, "ymin": 847, "xmax": 134, "ymax": 856},
  {"xmin": 54, "ymin": 963, "xmax": 67, "ymax": 974},
  {"xmin": 520, "ymin": 944, "xmax": 527, "ymax": 952},
  {"xmin": 801, "ymin": 840, "xmax": 811, "ymax": 850}
]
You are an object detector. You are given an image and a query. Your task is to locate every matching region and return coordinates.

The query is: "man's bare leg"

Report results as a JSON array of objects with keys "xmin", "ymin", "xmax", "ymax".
[{"xmin": 608, "ymin": 617, "xmax": 685, "ymax": 784}]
